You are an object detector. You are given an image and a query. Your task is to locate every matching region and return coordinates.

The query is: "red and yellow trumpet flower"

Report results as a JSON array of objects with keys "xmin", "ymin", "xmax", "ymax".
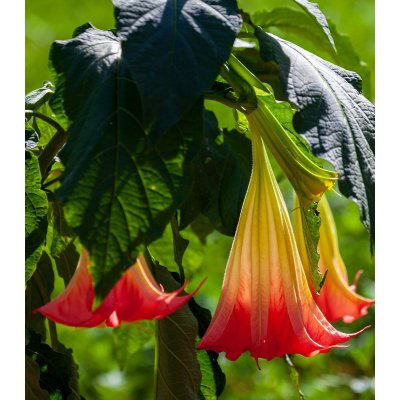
[
  {"xmin": 198, "ymin": 130, "xmax": 366, "ymax": 362},
  {"xmin": 34, "ymin": 250, "xmax": 204, "ymax": 327},
  {"xmin": 293, "ymin": 195, "xmax": 375, "ymax": 323}
]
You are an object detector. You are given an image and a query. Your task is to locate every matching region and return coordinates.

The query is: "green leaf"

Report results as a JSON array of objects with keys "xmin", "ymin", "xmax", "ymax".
[
  {"xmin": 189, "ymin": 300, "xmax": 226, "ymax": 399},
  {"xmin": 154, "ymin": 265, "xmax": 201, "ymax": 400},
  {"xmin": 205, "ymin": 128, "xmax": 252, "ymax": 236},
  {"xmin": 256, "ymin": 28, "xmax": 375, "ymax": 239},
  {"xmin": 114, "ymin": 0, "xmax": 242, "ymax": 139},
  {"xmin": 251, "ymin": 8, "xmax": 372, "ymax": 98},
  {"xmin": 46, "ymin": 201, "xmax": 76, "ymax": 259},
  {"xmin": 25, "ymin": 151, "xmax": 48, "ymax": 283},
  {"xmin": 52, "ymin": 242, "xmax": 80, "ymax": 287},
  {"xmin": 252, "ymin": 7, "xmax": 336, "ymax": 59},
  {"xmin": 26, "ymin": 330, "xmax": 82, "ymax": 400},
  {"xmin": 113, "ymin": 321, "xmax": 154, "ymax": 370},
  {"xmin": 180, "ymin": 111, "xmax": 252, "ymax": 236},
  {"xmin": 49, "ymin": 24, "xmax": 203, "ymax": 298},
  {"xmin": 149, "ymin": 224, "xmax": 205, "ymax": 276},
  {"xmin": 25, "ymin": 251, "xmax": 55, "ymax": 340},
  {"xmin": 36, "ymin": 103, "xmax": 58, "ymax": 148},
  {"xmin": 26, "ymin": 123, "xmax": 39, "ymax": 151},
  {"xmin": 152, "ymin": 261, "xmax": 225, "ymax": 399},
  {"xmin": 290, "ymin": 0, "xmax": 336, "ymax": 52},
  {"xmin": 26, "ymin": 356, "xmax": 50, "ymax": 399},
  {"xmin": 25, "ymin": 81, "xmax": 54, "ymax": 110},
  {"xmin": 328, "ymin": 20, "xmax": 372, "ymax": 98}
]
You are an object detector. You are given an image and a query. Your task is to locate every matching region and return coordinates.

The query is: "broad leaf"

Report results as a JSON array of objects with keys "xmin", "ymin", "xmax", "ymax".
[
  {"xmin": 25, "ymin": 251, "xmax": 55, "ymax": 340},
  {"xmin": 53, "ymin": 242, "xmax": 80, "ymax": 286},
  {"xmin": 154, "ymin": 265, "xmax": 224, "ymax": 400},
  {"xmin": 114, "ymin": 0, "xmax": 242, "ymax": 139},
  {"xmin": 180, "ymin": 111, "xmax": 252, "ymax": 236},
  {"xmin": 149, "ymin": 224, "xmax": 205, "ymax": 276},
  {"xmin": 46, "ymin": 201, "xmax": 76, "ymax": 258},
  {"xmin": 256, "ymin": 29, "xmax": 375, "ymax": 238},
  {"xmin": 252, "ymin": 7, "xmax": 336, "ymax": 59},
  {"xmin": 290, "ymin": 0, "xmax": 335, "ymax": 52},
  {"xmin": 49, "ymin": 24, "xmax": 203, "ymax": 297},
  {"xmin": 189, "ymin": 299, "xmax": 226, "ymax": 399},
  {"xmin": 25, "ymin": 151, "xmax": 48, "ymax": 283},
  {"xmin": 113, "ymin": 321, "xmax": 154, "ymax": 370},
  {"xmin": 26, "ymin": 330, "xmax": 82, "ymax": 399},
  {"xmin": 26, "ymin": 356, "xmax": 50, "ymax": 399},
  {"xmin": 154, "ymin": 266, "xmax": 202, "ymax": 400},
  {"xmin": 251, "ymin": 8, "xmax": 372, "ymax": 98}
]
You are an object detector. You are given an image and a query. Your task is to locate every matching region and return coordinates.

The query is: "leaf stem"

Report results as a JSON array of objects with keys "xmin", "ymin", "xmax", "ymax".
[{"xmin": 25, "ymin": 110, "xmax": 68, "ymax": 178}]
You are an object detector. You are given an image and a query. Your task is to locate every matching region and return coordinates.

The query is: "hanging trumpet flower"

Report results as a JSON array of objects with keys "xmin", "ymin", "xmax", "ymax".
[
  {"xmin": 198, "ymin": 130, "xmax": 367, "ymax": 361},
  {"xmin": 34, "ymin": 250, "xmax": 205, "ymax": 327},
  {"xmin": 293, "ymin": 195, "xmax": 375, "ymax": 323}
]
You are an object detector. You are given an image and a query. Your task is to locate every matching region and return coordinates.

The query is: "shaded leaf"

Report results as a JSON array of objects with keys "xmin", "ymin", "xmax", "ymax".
[
  {"xmin": 180, "ymin": 111, "xmax": 252, "ymax": 236},
  {"xmin": 25, "ymin": 81, "xmax": 54, "ymax": 110},
  {"xmin": 25, "ymin": 251, "xmax": 55, "ymax": 341},
  {"xmin": 25, "ymin": 123, "xmax": 39, "ymax": 150},
  {"xmin": 113, "ymin": 321, "xmax": 154, "ymax": 370},
  {"xmin": 256, "ymin": 29, "xmax": 375, "ymax": 238},
  {"xmin": 189, "ymin": 299, "xmax": 226, "ymax": 399},
  {"xmin": 53, "ymin": 242, "xmax": 80, "ymax": 287},
  {"xmin": 36, "ymin": 102, "xmax": 58, "ymax": 147},
  {"xmin": 25, "ymin": 151, "xmax": 48, "ymax": 283},
  {"xmin": 154, "ymin": 265, "xmax": 201, "ymax": 400},
  {"xmin": 291, "ymin": 0, "xmax": 335, "ymax": 52},
  {"xmin": 49, "ymin": 24, "xmax": 203, "ymax": 298},
  {"xmin": 47, "ymin": 200, "xmax": 76, "ymax": 259},
  {"xmin": 26, "ymin": 356, "xmax": 50, "ymax": 399},
  {"xmin": 26, "ymin": 330, "xmax": 82, "ymax": 400},
  {"xmin": 114, "ymin": 0, "xmax": 242, "ymax": 139}
]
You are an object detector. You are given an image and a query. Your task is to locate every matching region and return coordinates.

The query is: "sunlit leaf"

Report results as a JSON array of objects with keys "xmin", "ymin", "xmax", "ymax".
[{"xmin": 25, "ymin": 151, "xmax": 48, "ymax": 283}]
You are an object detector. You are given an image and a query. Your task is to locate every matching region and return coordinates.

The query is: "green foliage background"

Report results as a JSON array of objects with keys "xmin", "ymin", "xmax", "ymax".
[{"xmin": 26, "ymin": 1, "xmax": 374, "ymax": 399}]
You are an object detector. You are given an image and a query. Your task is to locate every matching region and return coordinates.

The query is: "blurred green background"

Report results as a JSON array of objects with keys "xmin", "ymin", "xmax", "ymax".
[{"xmin": 26, "ymin": 1, "xmax": 375, "ymax": 399}]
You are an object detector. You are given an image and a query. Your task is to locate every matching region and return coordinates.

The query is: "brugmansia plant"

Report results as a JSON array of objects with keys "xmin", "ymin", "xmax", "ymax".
[{"xmin": 25, "ymin": 0, "xmax": 375, "ymax": 399}]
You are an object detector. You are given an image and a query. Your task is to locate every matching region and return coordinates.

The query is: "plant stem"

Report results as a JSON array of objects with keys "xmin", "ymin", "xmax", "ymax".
[{"xmin": 25, "ymin": 110, "xmax": 68, "ymax": 178}]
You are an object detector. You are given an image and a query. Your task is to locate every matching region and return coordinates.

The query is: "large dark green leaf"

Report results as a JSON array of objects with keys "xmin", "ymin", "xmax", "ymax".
[
  {"xmin": 154, "ymin": 266, "xmax": 202, "ymax": 400},
  {"xmin": 49, "ymin": 24, "xmax": 203, "ymax": 297},
  {"xmin": 114, "ymin": 0, "xmax": 242, "ymax": 138},
  {"xmin": 154, "ymin": 265, "xmax": 224, "ymax": 400},
  {"xmin": 25, "ymin": 151, "xmax": 48, "ymax": 283},
  {"xmin": 256, "ymin": 28, "xmax": 375, "ymax": 238},
  {"xmin": 180, "ymin": 111, "xmax": 252, "ymax": 236}
]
